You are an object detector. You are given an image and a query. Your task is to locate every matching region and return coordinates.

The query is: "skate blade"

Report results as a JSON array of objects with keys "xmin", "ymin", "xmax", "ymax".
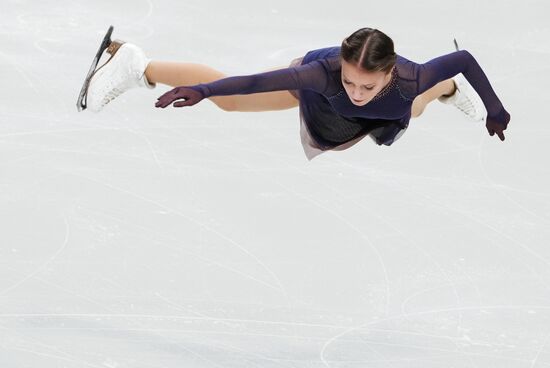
[
  {"xmin": 78, "ymin": 39, "xmax": 127, "ymax": 112},
  {"xmin": 76, "ymin": 26, "xmax": 118, "ymax": 112},
  {"xmin": 78, "ymin": 39, "xmax": 126, "ymax": 112}
]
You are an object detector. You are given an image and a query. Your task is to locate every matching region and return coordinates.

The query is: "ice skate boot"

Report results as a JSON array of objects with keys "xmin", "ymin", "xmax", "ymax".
[
  {"xmin": 76, "ymin": 25, "xmax": 155, "ymax": 112},
  {"xmin": 86, "ymin": 42, "xmax": 155, "ymax": 112},
  {"xmin": 437, "ymin": 38, "xmax": 487, "ymax": 122},
  {"xmin": 438, "ymin": 73, "xmax": 487, "ymax": 122}
]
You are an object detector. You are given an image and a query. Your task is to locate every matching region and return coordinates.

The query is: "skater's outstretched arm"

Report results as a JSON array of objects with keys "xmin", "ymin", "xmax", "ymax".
[
  {"xmin": 415, "ymin": 50, "xmax": 510, "ymax": 141},
  {"xmin": 155, "ymin": 60, "xmax": 331, "ymax": 108}
]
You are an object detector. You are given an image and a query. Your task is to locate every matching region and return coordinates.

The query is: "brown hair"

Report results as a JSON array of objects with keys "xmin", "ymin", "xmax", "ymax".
[{"xmin": 341, "ymin": 27, "xmax": 396, "ymax": 73}]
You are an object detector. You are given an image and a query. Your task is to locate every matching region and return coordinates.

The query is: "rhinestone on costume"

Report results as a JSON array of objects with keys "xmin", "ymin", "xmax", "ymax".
[{"xmin": 370, "ymin": 67, "xmax": 398, "ymax": 103}]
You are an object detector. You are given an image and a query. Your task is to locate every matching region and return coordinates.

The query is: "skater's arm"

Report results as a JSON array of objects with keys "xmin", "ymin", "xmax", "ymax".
[
  {"xmin": 155, "ymin": 60, "xmax": 331, "ymax": 109},
  {"xmin": 416, "ymin": 50, "xmax": 510, "ymax": 140},
  {"xmin": 190, "ymin": 60, "xmax": 330, "ymax": 97},
  {"xmin": 416, "ymin": 50, "xmax": 503, "ymax": 117}
]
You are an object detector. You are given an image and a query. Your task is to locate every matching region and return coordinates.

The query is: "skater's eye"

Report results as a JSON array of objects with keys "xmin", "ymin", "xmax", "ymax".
[{"xmin": 343, "ymin": 79, "xmax": 374, "ymax": 90}]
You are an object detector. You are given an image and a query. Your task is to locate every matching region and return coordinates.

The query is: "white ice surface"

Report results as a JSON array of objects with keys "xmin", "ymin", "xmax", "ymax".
[{"xmin": 1, "ymin": 0, "xmax": 550, "ymax": 367}]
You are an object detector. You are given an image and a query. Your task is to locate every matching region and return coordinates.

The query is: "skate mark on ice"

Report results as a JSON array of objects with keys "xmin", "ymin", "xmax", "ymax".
[
  {"xmin": 0, "ymin": 215, "xmax": 70, "ymax": 297},
  {"xmin": 0, "ymin": 344, "xmax": 104, "ymax": 368},
  {"xmin": 478, "ymin": 138, "xmax": 550, "ymax": 226},
  {"xmin": 0, "ymin": 324, "xmax": 105, "ymax": 368},
  {"xmin": 263, "ymin": 171, "xmax": 393, "ymax": 352},
  {"xmin": 361, "ymin": 199, "xmax": 479, "ymax": 367},
  {"xmin": 0, "ymin": 313, "xmax": 539, "ymax": 365},
  {"xmin": 0, "ymin": 120, "xmax": 182, "ymax": 169},
  {"xmin": 111, "ymin": 109, "xmax": 165, "ymax": 171},
  {"xmin": 371, "ymin": 166, "xmax": 547, "ymax": 274},
  {"xmin": 390, "ymin": 172, "xmax": 549, "ymax": 300},
  {"xmin": 0, "ymin": 313, "xmax": 348, "ymax": 330},
  {"xmin": 78, "ymin": 205, "xmax": 284, "ymax": 292},
  {"xmin": 88, "ymin": 122, "xmax": 298, "ymax": 301},
  {"xmin": 123, "ymin": 126, "xmax": 164, "ymax": 171},
  {"xmin": 348, "ymin": 184, "xmax": 482, "ymax": 353},
  {"xmin": 529, "ymin": 332, "xmax": 550, "ymax": 368},
  {"xmin": 310, "ymin": 160, "xmax": 478, "ymax": 367},
  {"xmin": 1, "ymin": 273, "xmax": 228, "ymax": 368},
  {"xmin": 321, "ymin": 158, "xmax": 484, "ymax": 312},
  {"xmin": 154, "ymin": 292, "xmax": 294, "ymax": 367},
  {"xmin": 63, "ymin": 170, "xmax": 288, "ymax": 295},
  {"xmin": 315, "ymin": 158, "xmax": 530, "ymax": 367},
  {"xmin": 320, "ymin": 303, "xmax": 550, "ymax": 367},
  {"xmin": 0, "ymin": 50, "xmax": 40, "ymax": 96},
  {"xmin": 472, "ymin": 142, "xmax": 550, "ymax": 268}
]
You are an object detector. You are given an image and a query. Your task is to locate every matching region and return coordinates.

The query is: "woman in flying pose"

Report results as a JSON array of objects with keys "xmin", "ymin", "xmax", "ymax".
[{"xmin": 83, "ymin": 27, "xmax": 510, "ymax": 160}]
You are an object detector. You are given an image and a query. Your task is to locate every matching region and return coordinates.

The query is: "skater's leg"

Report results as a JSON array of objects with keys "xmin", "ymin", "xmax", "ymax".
[
  {"xmin": 411, "ymin": 79, "xmax": 456, "ymax": 118},
  {"xmin": 145, "ymin": 61, "xmax": 299, "ymax": 112}
]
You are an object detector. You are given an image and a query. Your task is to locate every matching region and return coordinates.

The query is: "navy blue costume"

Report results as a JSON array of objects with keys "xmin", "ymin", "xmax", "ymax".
[{"xmin": 186, "ymin": 46, "xmax": 509, "ymax": 149}]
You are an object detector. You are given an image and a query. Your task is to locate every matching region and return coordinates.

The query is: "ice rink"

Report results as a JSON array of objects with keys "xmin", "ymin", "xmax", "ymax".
[{"xmin": 1, "ymin": 0, "xmax": 549, "ymax": 367}]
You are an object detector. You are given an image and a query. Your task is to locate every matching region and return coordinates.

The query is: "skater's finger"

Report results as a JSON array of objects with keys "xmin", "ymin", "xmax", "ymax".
[
  {"xmin": 158, "ymin": 93, "xmax": 185, "ymax": 107},
  {"xmin": 156, "ymin": 87, "xmax": 200, "ymax": 108},
  {"xmin": 156, "ymin": 92, "xmax": 172, "ymax": 101},
  {"xmin": 157, "ymin": 88, "xmax": 180, "ymax": 101},
  {"xmin": 155, "ymin": 96, "xmax": 169, "ymax": 106},
  {"xmin": 155, "ymin": 99, "xmax": 171, "ymax": 108},
  {"xmin": 497, "ymin": 131, "xmax": 505, "ymax": 141},
  {"xmin": 156, "ymin": 98, "xmax": 176, "ymax": 108}
]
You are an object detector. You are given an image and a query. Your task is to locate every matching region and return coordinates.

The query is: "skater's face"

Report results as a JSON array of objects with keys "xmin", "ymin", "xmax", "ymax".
[{"xmin": 340, "ymin": 59, "xmax": 393, "ymax": 106}]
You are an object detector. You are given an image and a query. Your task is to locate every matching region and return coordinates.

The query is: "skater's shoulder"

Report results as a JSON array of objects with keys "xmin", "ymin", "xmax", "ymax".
[
  {"xmin": 392, "ymin": 54, "xmax": 424, "ymax": 99},
  {"xmin": 395, "ymin": 53, "xmax": 413, "ymax": 65},
  {"xmin": 393, "ymin": 54, "xmax": 418, "ymax": 81},
  {"xmin": 394, "ymin": 53, "xmax": 423, "ymax": 71},
  {"xmin": 304, "ymin": 46, "xmax": 341, "ymax": 62}
]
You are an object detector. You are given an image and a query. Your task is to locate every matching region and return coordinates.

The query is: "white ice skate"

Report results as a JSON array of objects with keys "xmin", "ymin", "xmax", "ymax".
[
  {"xmin": 438, "ymin": 73, "xmax": 486, "ymax": 122},
  {"xmin": 86, "ymin": 40, "xmax": 155, "ymax": 112}
]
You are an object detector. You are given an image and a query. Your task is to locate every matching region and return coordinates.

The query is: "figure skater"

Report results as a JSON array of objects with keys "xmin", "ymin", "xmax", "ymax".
[{"xmin": 82, "ymin": 27, "xmax": 510, "ymax": 160}]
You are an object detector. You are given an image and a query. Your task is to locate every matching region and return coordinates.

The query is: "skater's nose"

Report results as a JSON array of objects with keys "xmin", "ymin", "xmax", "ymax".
[
  {"xmin": 348, "ymin": 89, "xmax": 367, "ymax": 103},
  {"xmin": 351, "ymin": 90, "xmax": 363, "ymax": 99}
]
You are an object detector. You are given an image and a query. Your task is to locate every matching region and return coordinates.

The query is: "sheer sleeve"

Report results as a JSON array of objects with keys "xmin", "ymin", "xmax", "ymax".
[
  {"xmin": 189, "ymin": 60, "xmax": 331, "ymax": 98},
  {"xmin": 416, "ymin": 50, "xmax": 505, "ymax": 118}
]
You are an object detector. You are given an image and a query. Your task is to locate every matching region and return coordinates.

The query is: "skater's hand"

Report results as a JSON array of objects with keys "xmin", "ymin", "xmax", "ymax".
[
  {"xmin": 155, "ymin": 86, "xmax": 204, "ymax": 108},
  {"xmin": 485, "ymin": 108, "xmax": 510, "ymax": 141}
]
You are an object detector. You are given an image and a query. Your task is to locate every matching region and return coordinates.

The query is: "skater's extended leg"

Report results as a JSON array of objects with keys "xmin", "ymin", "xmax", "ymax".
[
  {"xmin": 145, "ymin": 61, "xmax": 299, "ymax": 112},
  {"xmin": 411, "ymin": 79, "xmax": 455, "ymax": 118},
  {"xmin": 85, "ymin": 39, "xmax": 298, "ymax": 113}
]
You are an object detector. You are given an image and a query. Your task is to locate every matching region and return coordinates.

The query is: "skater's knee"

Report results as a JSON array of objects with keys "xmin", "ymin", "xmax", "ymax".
[
  {"xmin": 220, "ymin": 102, "xmax": 237, "ymax": 112},
  {"xmin": 411, "ymin": 96, "xmax": 425, "ymax": 118},
  {"xmin": 411, "ymin": 106, "xmax": 424, "ymax": 118}
]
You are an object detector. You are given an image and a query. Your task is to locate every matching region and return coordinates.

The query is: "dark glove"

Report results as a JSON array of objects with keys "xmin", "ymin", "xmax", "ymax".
[
  {"xmin": 155, "ymin": 86, "xmax": 205, "ymax": 108},
  {"xmin": 485, "ymin": 108, "xmax": 511, "ymax": 141}
]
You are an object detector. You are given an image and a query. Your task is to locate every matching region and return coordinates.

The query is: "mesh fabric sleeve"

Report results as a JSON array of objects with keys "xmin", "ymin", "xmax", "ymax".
[
  {"xmin": 416, "ymin": 50, "xmax": 506, "ymax": 119},
  {"xmin": 188, "ymin": 60, "xmax": 331, "ymax": 98}
]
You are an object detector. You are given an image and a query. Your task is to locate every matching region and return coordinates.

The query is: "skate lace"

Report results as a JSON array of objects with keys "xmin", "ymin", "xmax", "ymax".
[
  {"xmin": 455, "ymin": 89, "xmax": 478, "ymax": 117},
  {"xmin": 102, "ymin": 87, "xmax": 123, "ymax": 105},
  {"xmin": 457, "ymin": 99, "xmax": 474, "ymax": 113}
]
